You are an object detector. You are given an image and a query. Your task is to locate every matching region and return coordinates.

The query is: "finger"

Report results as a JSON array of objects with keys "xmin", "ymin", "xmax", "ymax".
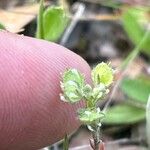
[{"xmin": 0, "ymin": 31, "xmax": 91, "ymax": 150}]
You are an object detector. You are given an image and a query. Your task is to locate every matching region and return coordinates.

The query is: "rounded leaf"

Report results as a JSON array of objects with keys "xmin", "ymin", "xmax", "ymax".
[
  {"xmin": 43, "ymin": 6, "xmax": 68, "ymax": 41},
  {"xmin": 92, "ymin": 62, "xmax": 113, "ymax": 86},
  {"xmin": 60, "ymin": 69, "xmax": 85, "ymax": 103}
]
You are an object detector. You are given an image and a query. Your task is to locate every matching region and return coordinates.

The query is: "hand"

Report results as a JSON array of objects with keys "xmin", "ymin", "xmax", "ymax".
[{"xmin": 0, "ymin": 31, "xmax": 91, "ymax": 150}]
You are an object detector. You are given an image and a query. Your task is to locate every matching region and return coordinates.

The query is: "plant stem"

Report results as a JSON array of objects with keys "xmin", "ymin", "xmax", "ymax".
[
  {"xmin": 36, "ymin": 0, "xmax": 44, "ymax": 39},
  {"xmin": 63, "ymin": 134, "xmax": 69, "ymax": 150},
  {"xmin": 91, "ymin": 124, "xmax": 101, "ymax": 150}
]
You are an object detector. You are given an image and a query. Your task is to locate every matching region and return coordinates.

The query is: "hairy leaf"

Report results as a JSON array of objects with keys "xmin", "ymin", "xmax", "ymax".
[
  {"xmin": 92, "ymin": 62, "xmax": 113, "ymax": 86},
  {"xmin": 60, "ymin": 69, "xmax": 85, "ymax": 103},
  {"xmin": 78, "ymin": 108, "xmax": 105, "ymax": 124}
]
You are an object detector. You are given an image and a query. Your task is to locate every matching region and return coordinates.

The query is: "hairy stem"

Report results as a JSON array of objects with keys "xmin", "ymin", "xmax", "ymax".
[{"xmin": 91, "ymin": 124, "xmax": 101, "ymax": 150}]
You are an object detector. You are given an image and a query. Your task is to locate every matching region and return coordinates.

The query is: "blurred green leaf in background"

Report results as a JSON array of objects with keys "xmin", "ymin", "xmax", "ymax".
[
  {"xmin": 36, "ymin": 0, "xmax": 68, "ymax": 42},
  {"xmin": 104, "ymin": 76, "xmax": 150, "ymax": 125},
  {"xmin": 121, "ymin": 76, "xmax": 150, "ymax": 104},
  {"xmin": 122, "ymin": 7, "xmax": 150, "ymax": 56},
  {"xmin": 103, "ymin": 103, "xmax": 145, "ymax": 124},
  {"xmin": 0, "ymin": 22, "xmax": 5, "ymax": 30},
  {"xmin": 108, "ymin": 7, "xmax": 150, "ymax": 125}
]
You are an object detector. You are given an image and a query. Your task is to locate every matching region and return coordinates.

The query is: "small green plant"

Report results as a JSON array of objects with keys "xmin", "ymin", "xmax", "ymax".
[{"xmin": 60, "ymin": 62, "xmax": 114, "ymax": 150}]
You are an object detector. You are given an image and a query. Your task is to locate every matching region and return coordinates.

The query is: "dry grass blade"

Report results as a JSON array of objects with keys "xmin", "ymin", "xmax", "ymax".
[
  {"xmin": 0, "ymin": 3, "xmax": 43, "ymax": 33},
  {"xmin": 69, "ymin": 14, "xmax": 120, "ymax": 21}
]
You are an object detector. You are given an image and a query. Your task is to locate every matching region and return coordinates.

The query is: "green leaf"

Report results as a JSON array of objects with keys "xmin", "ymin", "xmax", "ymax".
[
  {"xmin": 60, "ymin": 69, "xmax": 85, "ymax": 103},
  {"xmin": 78, "ymin": 108, "xmax": 105, "ymax": 124},
  {"xmin": 0, "ymin": 22, "xmax": 5, "ymax": 29},
  {"xmin": 62, "ymin": 69, "xmax": 84, "ymax": 85},
  {"xmin": 122, "ymin": 7, "xmax": 150, "ymax": 56},
  {"xmin": 121, "ymin": 76, "xmax": 150, "ymax": 103},
  {"xmin": 43, "ymin": 6, "xmax": 68, "ymax": 42},
  {"xmin": 36, "ymin": 2, "xmax": 68, "ymax": 42},
  {"xmin": 103, "ymin": 104, "xmax": 145, "ymax": 124},
  {"xmin": 36, "ymin": 0, "xmax": 44, "ymax": 39},
  {"xmin": 92, "ymin": 62, "xmax": 113, "ymax": 86}
]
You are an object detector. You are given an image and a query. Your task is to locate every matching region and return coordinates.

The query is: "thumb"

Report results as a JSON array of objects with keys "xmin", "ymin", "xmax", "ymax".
[{"xmin": 0, "ymin": 31, "xmax": 91, "ymax": 150}]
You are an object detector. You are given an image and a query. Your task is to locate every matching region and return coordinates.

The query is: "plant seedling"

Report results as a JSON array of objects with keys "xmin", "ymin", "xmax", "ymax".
[{"xmin": 60, "ymin": 62, "xmax": 114, "ymax": 150}]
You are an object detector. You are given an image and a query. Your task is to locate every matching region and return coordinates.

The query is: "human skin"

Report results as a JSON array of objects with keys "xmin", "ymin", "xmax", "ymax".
[{"xmin": 0, "ymin": 31, "xmax": 91, "ymax": 150}]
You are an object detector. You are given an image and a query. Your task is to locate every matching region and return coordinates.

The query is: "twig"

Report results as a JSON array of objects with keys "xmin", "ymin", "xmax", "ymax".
[
  {"xmin": 69, "ymin": 14, "xmax": 120, "ymax": 21},
  {"xmin": 92, "ymin": 125, "xmax": 101, "ymax": 150},
  {"xmin": 60, "ymin": 3, "xmax": 85, "ymax": 46},
  {"xmin": 69, "ymin": 137, "xmax": 143, "ymax": 150},
  {"xmin": 80, "ymin": 0, "xmax": 104, "ymax": 4}
]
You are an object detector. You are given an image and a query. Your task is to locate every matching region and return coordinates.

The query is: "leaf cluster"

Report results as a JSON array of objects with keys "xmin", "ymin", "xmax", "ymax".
[{"xmin": 60, "ymin": 62, "xmax": 114, "ymax": 127}]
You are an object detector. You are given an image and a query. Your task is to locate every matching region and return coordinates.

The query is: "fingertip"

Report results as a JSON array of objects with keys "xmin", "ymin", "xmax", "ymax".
[{"xmin": 0, "ymin": 31, "xmax": 91, "ymax": 150}]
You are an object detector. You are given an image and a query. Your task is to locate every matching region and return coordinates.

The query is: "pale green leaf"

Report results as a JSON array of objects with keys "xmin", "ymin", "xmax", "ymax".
[
  {"xmin": 121, "ymin": 76, "xmax": 150, "ymax": 103},
  {"xmin": 60, "ymin": 69, "xmax": 85, "ymax": 103},
  {"xmin": 78, "ymin": 108, "xmax": 105, "ymax": 124},
  {"xmin": 103, "ymin": 104, "xmax": 145, "ymax": 124},
  {"xmin": 92, "ymin": 62, "xmax": 113, "ymax": 86},
  {"xmin": 63, "ymin": 69, "xmax": 84, "ymax": 84}
]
